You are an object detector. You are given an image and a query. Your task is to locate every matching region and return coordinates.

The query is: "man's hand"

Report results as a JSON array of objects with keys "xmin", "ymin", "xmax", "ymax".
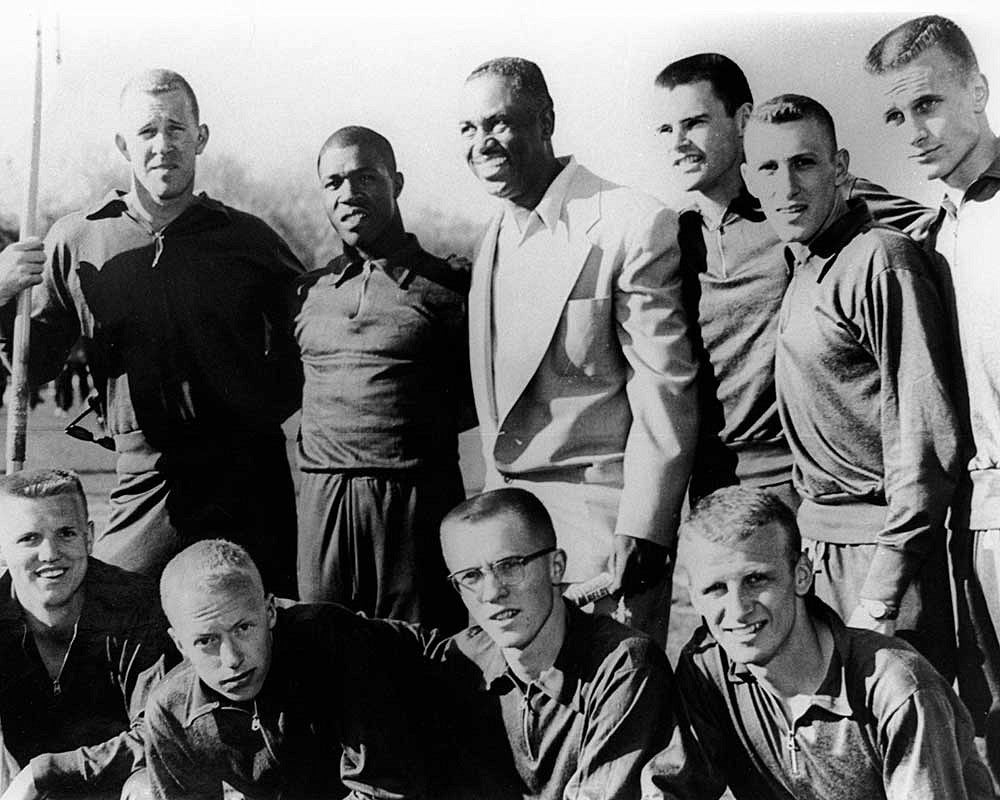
[
  {"xmin": 0, "ymin": 239, "xmax": 44, "ymax": 307},
  {"xmin": 846, "ymin": 604, "xmax": 897, "ymax": 637},
  {"xmin": 609, "ymin": 534, "xmax": 669, "ymax": 598},
  {"xmin": 0, "ymin": 766, "xmax": 38, "ymax": 800}
]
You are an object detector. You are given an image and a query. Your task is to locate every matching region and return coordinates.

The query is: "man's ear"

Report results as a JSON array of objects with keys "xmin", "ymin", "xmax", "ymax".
[
  {"xmin": 550, "ymin": 548, "xmax": 567, "ymax": 585},
  {"xmin": 265, "ymin": 593, "xmax": 277, "ymax": 629},
  {"xmin": 833, "ymin": 147, "xmax": 850, "ymax": 186},
  {"xmin": 793, "ymin": 552, "xmax": 814, "ymax": 597},
  {"xmin": 734, "ymin": 102, "xmax": 753, "ymax": 136},
  {"xmin": 973, "ymin": 72, "xmax": 990, "ymax": 114},
  {"xmin": 539, "ymin": 107, "xmax": 555, "ymax": 141},
  {"xmin": 85, "ymin": 520, "xmax": 94, "ymax": 556},
  {"xmin": 114, "ymin": 133, "xmax": 131, "ymax": 162},
  {"xmin": 195, "ymin": 124, "xmax": 210, "ymax": 156},
  {"xmin": 167, "ymin": 627, "xmax": 186, "ymax": 657},
  {"xmin": 393, "ymin": 171, "xmax": 404, "ymax": 199}
]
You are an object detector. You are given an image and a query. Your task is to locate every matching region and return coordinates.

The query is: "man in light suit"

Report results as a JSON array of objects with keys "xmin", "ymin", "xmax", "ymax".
[{"xmin": 458, "ymin": 57, "xmax": 699, "ymax": 642}]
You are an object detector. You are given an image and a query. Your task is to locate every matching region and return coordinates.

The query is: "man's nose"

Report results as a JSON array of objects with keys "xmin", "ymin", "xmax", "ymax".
[
  {"xmin": 219, "ymin": 637, "xmax": 245, "ymax": 670},
  {"xmin": 478, "ymin": 570, "xmax": 509, "ymax": 603},
  {"xmin": 36, "ymin": 536, "xmax": 58, "ymax": 561}
]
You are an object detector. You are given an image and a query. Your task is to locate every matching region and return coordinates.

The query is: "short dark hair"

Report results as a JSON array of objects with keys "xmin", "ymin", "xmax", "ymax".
[
  {"xmin": 120, "ymin": 68, "xmax": 200, "ymax": 122},
  {"xmin": 160, "ymin": 539, "xmax": 265, "ymax": 623},
  {"xmin": 466, "ymin": 57, "xmax": 554, "ymax": 118},
  {"xmin": 865, "ymin": 15, "xmax": 979, "ymax": 81},
  {"xmin": 0, "ymin": 468, "xmax": 87, "ymax": 515},
  {"xmin": 749, "ymin": 93, "xmax": 838, "ymax": 152},
  {"xmin": 317, "ymin": 125, "xmax": 397, "ymax": 175},
  {"xmin": 680, "ymin": 486, "xmax": 800, "ymax": 564},
  {"xmin": 441, "ymin": 488, "xmax": 556, "ymax": 548},
  {"xmin": 654, "ymin": 52, "xmax": 753, "ymax": 116}
]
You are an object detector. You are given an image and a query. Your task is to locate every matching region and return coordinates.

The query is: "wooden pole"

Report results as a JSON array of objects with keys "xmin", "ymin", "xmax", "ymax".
[{"xmin": 5, "ymin": 19, "xmax": 43, "ymax": 473}]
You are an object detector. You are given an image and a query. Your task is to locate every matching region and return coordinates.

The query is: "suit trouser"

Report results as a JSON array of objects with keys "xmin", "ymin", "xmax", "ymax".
[
  {"xmin": 296, "ymin": 467, "xmax": 468, "ymax": 633},
  {"xmin": 801, "ymin": 533, "xmax": 956, "ymax": 681},
  {"xmin": 953, "ymin": 526, "xmax": 1000, "ymax": 781},
  {"xmin": 485, "ymin": 469, "xmax": 673, "ymax": 646},
  {"xmin": 94, "ymin": 430, "xmax": 298, "ymax": 598}
]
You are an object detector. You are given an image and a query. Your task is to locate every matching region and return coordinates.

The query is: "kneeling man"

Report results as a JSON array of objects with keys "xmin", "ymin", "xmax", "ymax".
[
  {"xmin": 144, "ymin": 539, "xmax": 427, "ymax": 800},
  {"xmin": 643, "ymin": 486, "xmax": 992, "ymax": 799},
  {"xmin": 0, "ymin": 469, "xmax": 172, "ymax": 800},
  {"xmin": 432, "ymin": 488, "xmax": 678, "ymax": 800}
]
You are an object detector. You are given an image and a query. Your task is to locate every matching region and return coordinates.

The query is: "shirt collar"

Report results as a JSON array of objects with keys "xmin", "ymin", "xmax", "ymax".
[
  {"xmin": 725, "ymin": 596, "xmax": 853, "ymax": 720},
  {"xmin": 784, "ymin": 194, "xmax": 871, "ymax": 282},
  {"xmin": 332, "ymin": 233, "xmax": 423, "ymax": 288},
  {"xmin": 459, "ymin": 600, "xmax": 585, "ymax": 713},
  {"xmin": 501, "ymin": 156, "xmax": 579, "ymax": 237},
  {"xmin": 85, "ymin": 189, "xmax": 231, "ymax": 225}
]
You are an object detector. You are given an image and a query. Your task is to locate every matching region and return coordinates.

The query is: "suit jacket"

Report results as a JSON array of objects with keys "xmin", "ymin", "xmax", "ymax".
[{"xmin": 470, "ymin": 158, "xmax": 699, "ymax": 547}]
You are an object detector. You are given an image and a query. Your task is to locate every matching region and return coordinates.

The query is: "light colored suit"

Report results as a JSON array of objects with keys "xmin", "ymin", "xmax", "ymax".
[{"xmin": 471, "ymin": 158, "xmax": 699, "ymax": 587}]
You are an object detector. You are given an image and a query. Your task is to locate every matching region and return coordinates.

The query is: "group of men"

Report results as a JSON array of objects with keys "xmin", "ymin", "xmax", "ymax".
[{"xmin": 0, "ymin": 10, "xmax": 997, "ymax": 800}]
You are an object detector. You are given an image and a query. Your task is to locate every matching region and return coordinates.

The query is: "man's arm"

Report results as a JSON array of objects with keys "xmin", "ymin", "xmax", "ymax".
[
  {"xmin": 880, "ymin": 687, "xmax": 994, "ymax": 800},
  {"xmin": 855, "ymin": 238, "xmax": 961, "ymax": 621},
  {"xmin": 564, "ymin": 642, "xmax": 676, "ymax": 800},
  {"xmin": 611, "ymin": 202, "xmax": 700, "ymax": 596},
  {"xmin": 145, "ymin": 697, "xmax": 222, "ymax": 800},
  {"xmin": 845, "ymin": 175, "xmax": 936, "ymax": 242},
  {"xmin": 261, "ymin": 229, "xmax": 307, "ymax": 422},
  {"xmin": 0, "ymin": 239, "xmax": 44, "ymax": 308}
]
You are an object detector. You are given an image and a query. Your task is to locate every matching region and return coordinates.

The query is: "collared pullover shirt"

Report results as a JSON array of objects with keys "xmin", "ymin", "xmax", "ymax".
[
  {"xmin": 679, "ymin": 178, "xmax": 935, "ymax": 498},
  {"xmin": 642, "ymin": 597, "xmax": 994, "ymax": 800},
  {"xmin": 422, "ymin": 601, "xmax": 674, "ymax": 800},
  {"xmin": 0, "ymin": 191, "xmax": 304, "ymax": 452},
  {"xmin": 930, "ymin": 141, "xmax": 1000, "ymax": 529},
  {"xmin": 295, "ymin": 235, "xmax": 471, "ymax": 472},
  {"xmin": 145, "ymin": 603, "xmax": 429, "ymax": 800},
  {"xmin": 0, "ymin": 559, "xmax": 171, "ymax": 797},
  {"xmin": 775, "ymin": 197, "xmax": 960, "ymax": 606}
]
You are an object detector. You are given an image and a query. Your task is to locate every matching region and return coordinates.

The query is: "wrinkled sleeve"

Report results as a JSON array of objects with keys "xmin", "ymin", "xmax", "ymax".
[
  {"xmin": 0, "ymin": 223, "xmax": 82, "ymax": 384},
  {"xmin": 614, "ymin": 203, "xmax": 699, "ymax": 548},
  {"xmin": 859, "ymin": 242, "xmax": 961, "ymax": 608},
  {"xmin": 847, "ymin": 176, "xmax": 936, "ymax": 242},
  {"xmin": 641, "ymin": 652, "xmax": 730, "ymax": 800},
  {"xmin": 565, "ymin": 644, "xmax": 674, "ymax": 800},
  {"xmin": 262, "ymin": 228, "xmax": 306, "ymax": 421},
  {"xmin": 881, "ymin": 688, "xmax": 994, "ymax": 800},
  {"xmin": 145, "ymin": 696, "xmax": 222, "ymax": 800}
]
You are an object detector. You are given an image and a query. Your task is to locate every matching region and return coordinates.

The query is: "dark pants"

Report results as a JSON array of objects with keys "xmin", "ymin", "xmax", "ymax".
[
  {"xmin": 953, "ymin": 526, "xmax": 1000, "ymax": 781},
  {"xmin": 94, "ymin": 430, "xmax": 298, "ymax": 597},
  {"xmin": 802, "ymin": 534, "xmax": 956, "ymax": 681},
  {"xmin": 297, "ymin": 467, "xmax": 467, "ymax": 633}
]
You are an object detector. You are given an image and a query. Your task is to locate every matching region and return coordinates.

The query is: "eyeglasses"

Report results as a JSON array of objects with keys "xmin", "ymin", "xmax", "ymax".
[
  {"xmin": 448, "ymin": 546, "xmax": 556, "ymax": 597},
  {"xmin": 64, "ymin": 397, "xmax": 115, "ymax": 452}
]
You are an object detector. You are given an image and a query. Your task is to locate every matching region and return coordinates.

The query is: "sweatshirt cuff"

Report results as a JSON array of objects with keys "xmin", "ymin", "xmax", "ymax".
[
  {"xmin": 30, "ymin": 752, "xmax": 83, "ymax": 795},
  {"xmin": 858, "ymin": 545, "xmax": 926, "ymax": 609}
]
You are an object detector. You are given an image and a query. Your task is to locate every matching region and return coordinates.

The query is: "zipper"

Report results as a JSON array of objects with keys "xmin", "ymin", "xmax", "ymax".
[
  {"xmin": 252, "ymin": 700, "xmax": 280, "ymax": 764},
  {"xmin": 152, "ymin": 231, "xmax": 165, "ymax": 268},
  {"xmin": 50, "ymin": 619, "xmax": 80, "ymax": 698},
  {"xmin": 785, "ymin": 728, "xmax": 800, "ymax": 776},
  {"xmin": 521, "ymin": 683, "xmax": 538, "ymax": 762}
]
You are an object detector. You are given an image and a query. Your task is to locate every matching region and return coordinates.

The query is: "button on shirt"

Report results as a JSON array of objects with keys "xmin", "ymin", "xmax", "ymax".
[
  {"xmin": 492, "ymin": 159, "xmax": 578, "ymax": 419},
  {"xmin": 644, "ymin": 597, "xmax": 994, "ymax": 800},
  {"xmin": 295, "ymin": 235, "xmax": 471, "ymax": 471},
  {"xmin": 931, "ymin": 141, "xmax": 1000, "ymax": 528}
]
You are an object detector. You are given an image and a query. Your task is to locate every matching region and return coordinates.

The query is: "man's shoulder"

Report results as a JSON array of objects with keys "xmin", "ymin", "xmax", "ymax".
[
  {"xmin": 147, "ymin": 658, "xmax": 201, "ymax": 721},
  {"xmin": 572, "ymin": 163, "xmax": 668, "ymax": 221},
  {"xmin": 83, "ymin": 558, "xmax": 166, "ymax": 632},
  {"xmin": 564, "ymin": 605, "xmax": 671, "ymax": 680},
  {"xmin": 840, "ymin": 626, "xmax": 948, "ymax": 718}
]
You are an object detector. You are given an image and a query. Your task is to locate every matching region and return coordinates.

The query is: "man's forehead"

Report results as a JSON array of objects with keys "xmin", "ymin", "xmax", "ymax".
[
  {"xmin": 881, "ymin": 48, "xmax": 966, "ymax": 100},
  {"xmin": 656, "ymin": 80, "xmax": 726, "ymax": 114},
  {"xmin": 745, "ymin": 119, "xmax": 829, "ymax": 157},
  {"xmin": 0, "ymin": 492, "xmax": 87, "ymax": 531},
  {"xmin": 120, "ymin": 88, "xmax": 196, "ymax": 120},
  {"xmin": 319, "ymin": 142, "xmax": 388, "ymax": 174},
  {"xmin": 170, "ymin": 583, "xmax": 263, "ymax": 627}
]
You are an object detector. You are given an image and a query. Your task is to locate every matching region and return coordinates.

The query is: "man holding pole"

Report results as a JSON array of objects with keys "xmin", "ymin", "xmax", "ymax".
[{"xmin": 0, "ymin": 69, "xmax": 304, "ymax": 596}]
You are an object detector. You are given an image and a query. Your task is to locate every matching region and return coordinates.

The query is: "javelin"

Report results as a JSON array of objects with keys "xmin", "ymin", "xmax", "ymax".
[{"xmin": 5, "ymin": 19, "xmax": 44, "ymax": 473}]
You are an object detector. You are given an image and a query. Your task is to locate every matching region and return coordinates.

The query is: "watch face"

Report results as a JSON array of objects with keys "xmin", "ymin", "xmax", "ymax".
[{"xmin": 864, "ymin": 600, "xmax": 889, "ymax": 620}]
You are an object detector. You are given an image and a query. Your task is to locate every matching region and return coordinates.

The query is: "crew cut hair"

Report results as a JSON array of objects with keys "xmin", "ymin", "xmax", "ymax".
[
  {"xmin": 317, "ymin": 125, "xmax": 397, "ymax": 174},
  {"xmin": 654, "ymin": 53, "xmax": 753, "ymax": 116},
  {"xmin": 0, "ymin": 468, "xmax": 87, "ymax": 514},
  {"xmin": 865, "ymin": 15, "xmax": 979, "ymax": 81},
  {"xmin": 466, "ymin": 57, "xmax": 554, "ymax": 118},
  {"xmin": 160, "ymin": 539, "xmax": 264, "ymax": 620},
  {"xmin": 681, "ymin": 486, "xmax": 800, "ymax": 564},
  {"xmin": 120, "ymin": 68, "xmax": 201, "ymax": 122},
  {"xmin": 750, "ymin": 93, "xmax": 838, "ymax": 151},
  {"xmin": 441, "ymin": 487, "xmax": 556, "ymax": 548}
]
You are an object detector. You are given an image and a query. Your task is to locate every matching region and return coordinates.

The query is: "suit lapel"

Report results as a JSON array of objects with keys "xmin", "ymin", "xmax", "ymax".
[
  {"xmin": 496, "ymin": 176, "xmax": 601, "ymax": 426},
  {"xmin": 470, "ymin": 214, "xmax": 501, "ymax": 427}
]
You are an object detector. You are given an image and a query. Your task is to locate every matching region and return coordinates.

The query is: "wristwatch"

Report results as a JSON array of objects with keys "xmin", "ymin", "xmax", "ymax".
[{"xmin": 858, "ymin": 598, "xmax": 899, "ymax": 621}]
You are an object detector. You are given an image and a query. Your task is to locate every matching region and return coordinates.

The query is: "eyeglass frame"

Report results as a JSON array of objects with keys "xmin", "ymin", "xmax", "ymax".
[
  {"xmin": 64, "ymin": 397, "xmax": 116, "ymax": 452},
  {"xmin": 447, "ymin": 546, "xmax": 557, "ymax": 597}
]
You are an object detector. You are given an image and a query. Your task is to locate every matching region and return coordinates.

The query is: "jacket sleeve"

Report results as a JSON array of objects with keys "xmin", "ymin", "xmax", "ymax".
[
  {"xmin": 145, "ymin": 694, "xmax": 223, "ymax": 800},
  {"xmin": 614, "ymin": 202, "xmax": 699, "ymax": 547},
  {"xmin": 262, "ymin": 227, "xmax": 306, "ymax": 422},
  {"xmin": 846, "ymin": 176, "xmax": 936, "ymax": 242},
  {"xmin": 858, "ymin": 238, "xmax": 961, "ymax": 608}
]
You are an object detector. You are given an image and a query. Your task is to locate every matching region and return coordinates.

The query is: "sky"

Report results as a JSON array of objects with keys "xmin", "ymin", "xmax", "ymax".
[{"xmin": 0, "ymin": 2, "xmax": 998, "ymax": 242}]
